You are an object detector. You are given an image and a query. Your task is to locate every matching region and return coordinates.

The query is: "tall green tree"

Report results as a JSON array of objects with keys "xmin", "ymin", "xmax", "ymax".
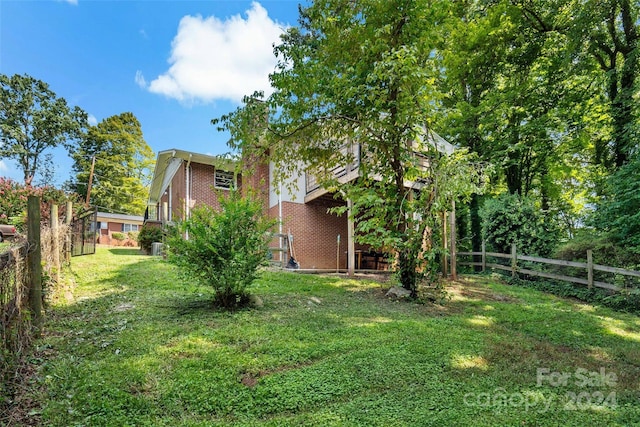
[
  {"xmin": 0, "ymin": 73, "xmax": 87, "ymax": 184},
  {"xmin": 70, "ymin": 112, "xmax": 154, "ymax": 215},
  {"xmin": 216, "ymin": 0, "xmax": 486, "ymax": 295},
  {"xmin": 509, "ymin": 0, "xmax": 639, "ymax": 245},
  {"xmin": 568, "ymin": 0, "xmax": 638, "ymax": 168},
  {"xmin": 511, "ymin": 0, "xmax": 639, "ymax": 170},
  {"xmin": 437, "ymin": 2, "xmax": 511, "ymax": 255},
  {"xmin": 439, "ymin": 1, "xmax": 606, "ymax": 243},
  {"xmin": 592, "ymin": 153, "xmax": 640, "ymax": 253}
]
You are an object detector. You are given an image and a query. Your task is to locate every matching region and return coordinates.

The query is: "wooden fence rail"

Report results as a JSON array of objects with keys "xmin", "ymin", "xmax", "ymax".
[{"xmin": 457, "ymin": 243, "xmax": 640, "ymax": 293}]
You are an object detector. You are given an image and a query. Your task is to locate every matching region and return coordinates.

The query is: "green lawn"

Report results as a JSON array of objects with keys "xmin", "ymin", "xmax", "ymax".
[{"xmin": 18, "ymin": 247, "xmax": 640, "ymax": 426}]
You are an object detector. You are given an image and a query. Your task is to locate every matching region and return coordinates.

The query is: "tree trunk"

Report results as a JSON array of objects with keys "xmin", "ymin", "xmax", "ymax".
[{"xmin": 398, "ymin": 247, "xmax": 418, "ymax": 298}]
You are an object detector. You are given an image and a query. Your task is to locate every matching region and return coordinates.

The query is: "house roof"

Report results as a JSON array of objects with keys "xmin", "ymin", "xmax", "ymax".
[
  {"xmin": 415, "ymin": 126, "xmax": 456, "ymax": 155},
  {"xmin": 147, "ymin": 149, "xmax": 236, "ymax": 206},
  {"xmin": 96, "ymin": 212, "xmax": 144, "ymax": 223}
]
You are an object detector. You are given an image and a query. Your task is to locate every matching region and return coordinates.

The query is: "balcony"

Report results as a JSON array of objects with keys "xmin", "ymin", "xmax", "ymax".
[{"xmin": 305, "ymin": 142, "xmax": 360, "ymax": 202}]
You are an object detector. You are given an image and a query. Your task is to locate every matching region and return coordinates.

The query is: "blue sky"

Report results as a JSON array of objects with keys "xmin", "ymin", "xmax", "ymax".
[{"xmin": 0, "ymin": 0, "xmax": 301, "ymax": 186}]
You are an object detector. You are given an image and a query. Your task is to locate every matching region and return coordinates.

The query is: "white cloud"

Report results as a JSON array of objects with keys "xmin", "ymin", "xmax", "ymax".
[
  {"xmin": 142, "ymin": 2, "xmax": 286, "ymax": 104},
  {"xmin": 0, "ymin": 160, "xmax": 7, "ymax": 173},
  {"xmin": 134, "ymin": 71, "xmax": 147, "ymax": 89},
  {"xmin": 88, "ymin": 114, "xmax": 98, "ymax": 126},
  {"xmin": 61, "ymin": 0, "xmax": 78, "ymax": 5}
]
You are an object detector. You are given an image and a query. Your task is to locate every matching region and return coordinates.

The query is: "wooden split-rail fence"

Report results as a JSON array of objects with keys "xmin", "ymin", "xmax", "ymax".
[{"xmin": 457, "ymin": 242, "xmax": 640, "ymax": 293}]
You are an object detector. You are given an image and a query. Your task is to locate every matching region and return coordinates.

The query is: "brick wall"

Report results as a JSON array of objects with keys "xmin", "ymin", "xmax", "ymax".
[
  {"xmin": 275, "ymin": 198, "xmax": 369, "ymax": 269},
  {"xmin": 241, "ymin": 154, "xmax": 270, "ymax": 211},
  {"xmin": 160, "ymin": 161, "xmax": 236, "ymax": 221},
  {"xmin": 190, "ymin": 162, "xmax": 223, "ymax": 211},
  {"xmin": 156, "ymin": 157, "xmax": 379, "ymax": 270},
  {"xmin": 160, "ymin": 163, "xmax": 186, "ymax": 221}
]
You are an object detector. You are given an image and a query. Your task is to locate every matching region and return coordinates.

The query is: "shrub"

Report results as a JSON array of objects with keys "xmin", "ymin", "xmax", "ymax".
[
  {"xmin": 165, "ymin": 190, "xmax": 276, "ymax": 309},
  {"xmin": 481, "ymin": 193, "xmax": 558, "ymax": 256},
  {"xmin": 589, "ymin": 154, "xmax": 640, "ymax": 254},
  {"xmin": 553, "ymin": 229, "xmax": 639, "ymax": 270},
  {"xmin": 138, "ymin": 225, "xmax": 164, "ymax": 253},
  {"xmin": 127, "ymin": 231, "xmax": 139, "ymax": 242},
  {"xmin": 0, "ymin": 177, "xmax": 79, "ymax": 232},
  {"xmin": 111, "ymin": 232, "xmax": 125, "ymax": 241}
]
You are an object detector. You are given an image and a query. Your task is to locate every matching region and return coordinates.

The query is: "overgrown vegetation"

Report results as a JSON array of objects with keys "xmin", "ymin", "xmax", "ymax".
[
  {"xmin": 589, "ymin": 153, "xmax": 640, "ymax": 255},
  {"xmin": 1, "ymin": 217, "xmax": 71, "ymax": 419},
  {"xmin": 0, "ymin": 243, "xmax": 31, "ymax": 412},
  {"xmin": 137, "ymin": 225, "xmax": 164, "ymax": 254},
  {"xmin": 0, "ymin": 177, "xmax": 79, "ymax": 232},
  {"xmin": 165, "ymin": 190, "xmax": 276, "ymax": 308},
  {"xmin": 554, "ymin": 230, "xmax": 640, "ymax": 270},
  {"xmin": 507, "ymin": 276, "xmax": 640, "ymax": 314},
  {"xmin": 481, "ymin": 193, "xmax": 559, "ymax": 256},
  {"xmin": 7, "ymin": 247, "xmax": 638, "ymax": 426}
]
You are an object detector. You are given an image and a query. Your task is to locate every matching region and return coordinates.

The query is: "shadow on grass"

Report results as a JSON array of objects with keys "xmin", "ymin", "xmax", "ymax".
[{"xmin": 108, "ymin": 248, "xmax": 143, "ymax": 256}]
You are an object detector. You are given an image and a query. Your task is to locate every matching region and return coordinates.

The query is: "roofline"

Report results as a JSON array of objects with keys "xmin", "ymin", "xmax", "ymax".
[
  {"xmin": 96, "ymin": 212, "xmax": 144, "ymax": 222},
  {"xmin": 147, "ymin": 149, "xmax": 238, "ymax": 206}
]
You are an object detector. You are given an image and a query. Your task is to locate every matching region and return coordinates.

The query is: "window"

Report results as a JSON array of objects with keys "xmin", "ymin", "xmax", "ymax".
[
  {"xmin": 122, "ymin": 223, "xmax": 139, "ymax": 232},
  {"xmin": 214, "ymin": 169, "xmax": 235, "ymax": 190}
]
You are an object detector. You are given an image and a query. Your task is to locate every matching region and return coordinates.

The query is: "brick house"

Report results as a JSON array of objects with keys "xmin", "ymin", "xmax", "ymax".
[
  {"xmin": 145, "ymin": 149, "xmax": 238, "ymax": 226},
  {"xmin": 146, "ymin": 148, "xmax": 363, "ymax": 270},
  {"xmin": 96, "ymin": 211, "xmax": 144, "ymax": 245},
  {"xmin": 146, "ymin": 132, "xmax": 454, "ymax": 271}
]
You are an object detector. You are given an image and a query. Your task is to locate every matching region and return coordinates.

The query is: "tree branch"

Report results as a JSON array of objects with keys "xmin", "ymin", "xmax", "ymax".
[{"xmin": 266, "ymin": 114, "xmax": 360, "ymax": 139}]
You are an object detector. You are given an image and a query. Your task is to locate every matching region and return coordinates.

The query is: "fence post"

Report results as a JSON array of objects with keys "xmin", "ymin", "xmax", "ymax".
[
  {"xmin": 27, "ymin": 196, "xmax": 43, "ymax": 337},
  {"xmin": 51, "ymin": 204, "xmax": 60, "ymax": 286},
  {"xmin": 65, "ymin": 201, "xmax": 72, "ymax": 262},
  {"xmin": 587, "ymin": 249, "xmax": 594, "ymax": 289},
  {"xmin": 511, "ymin": 243, "xmax": 517, "ymax": 278},
  {"xmin": 442, "ymin": 211, "xmax": 448, "ymax": 277},
  {"xmin": 449, "ymin": 203, "xmax": 457, "ymax": 280},
  {"xmin": 481, "ymin": 240, "xmax": 486, "ymax": 272}
]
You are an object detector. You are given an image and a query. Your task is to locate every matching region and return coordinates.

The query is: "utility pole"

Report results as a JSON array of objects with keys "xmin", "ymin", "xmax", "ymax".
[{"xmin": 85, "ymin": 156, "xmax": 96, "ymax": 208}]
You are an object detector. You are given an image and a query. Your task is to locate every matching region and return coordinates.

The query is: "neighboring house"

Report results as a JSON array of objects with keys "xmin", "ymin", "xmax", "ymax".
[
  {"xmin": 146, "ymin": 132, "xmax": 454, "ymax": 270},
  {"xmin": 96, "ymin": 212, "xmax": 144, "ymax": 245}
]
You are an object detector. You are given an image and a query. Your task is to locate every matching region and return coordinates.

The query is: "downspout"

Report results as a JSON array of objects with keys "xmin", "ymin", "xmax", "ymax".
[
  {"xmin": 278, "ymin": 180, "xmax": 283, "ymax": 264},
  {"xmin": 168, "ymin": 182, "xmax": 172, "ymax": 222},
  {"xmin": 169, "ymin": 150, "xmax": 176, "ymax": 223},
  {"xmin": 185, "ymin": 154, "xmax": 192, "ymax": 239}
]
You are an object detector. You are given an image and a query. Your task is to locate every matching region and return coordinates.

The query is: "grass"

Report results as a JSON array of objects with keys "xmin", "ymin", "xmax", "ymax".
[{"xmin": 11, "ymin": 247, "xmax": 640, "ymax": 426}]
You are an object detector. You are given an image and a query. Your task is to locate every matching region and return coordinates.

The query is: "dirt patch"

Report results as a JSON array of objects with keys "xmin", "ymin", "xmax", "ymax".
[
  {"xmin": 240, "ymin": 373, "xmax": 259, "ymax": 388},
  {"xmin": 447, "ymin": 279, "xmax": 520, "ymax": 303}
]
